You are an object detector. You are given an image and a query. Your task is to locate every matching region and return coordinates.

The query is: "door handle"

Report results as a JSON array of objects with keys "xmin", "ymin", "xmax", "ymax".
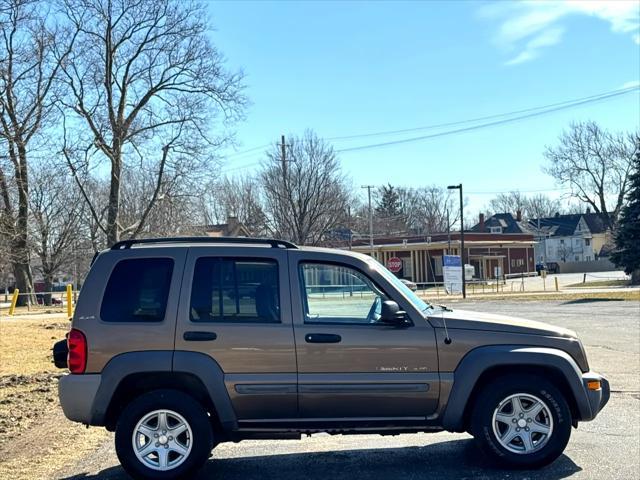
[
  {"xmin": 305, "ymin": 333, "xmax": 341, "ymax": 343},
  {"xmin": 183, "ymin": 331, "xmax": 217, "ymax": 341}
]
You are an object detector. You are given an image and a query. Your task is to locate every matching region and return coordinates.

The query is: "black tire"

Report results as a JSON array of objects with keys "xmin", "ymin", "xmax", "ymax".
[
  {"xmin": 115, "ymin": 389, "xmax": 213, "ymax": 480},
  {"xmin": 471, "ymin": 374, "xmax": 572, "ymax": 469}
]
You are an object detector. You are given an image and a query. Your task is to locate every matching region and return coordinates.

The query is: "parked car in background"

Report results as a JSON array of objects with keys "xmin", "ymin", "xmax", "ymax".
[
  {"xmin": 36, "ymin": 294, "xmax": 62, "ymax": 305},
  {"xmin": 399, "ymin": 278, "xmax": 417, "ymax": 291},
  {"xmin": 546, "ymin": 262, "xmax": 560, "ymax": 274}
]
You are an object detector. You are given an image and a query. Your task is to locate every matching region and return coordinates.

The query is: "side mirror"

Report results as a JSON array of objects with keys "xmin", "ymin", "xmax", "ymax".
[{"xmin": 379, "ymin": 300, "xmax": 407, "ymax": 325}]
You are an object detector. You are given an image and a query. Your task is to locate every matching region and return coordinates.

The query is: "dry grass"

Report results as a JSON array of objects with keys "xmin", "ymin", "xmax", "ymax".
[
  {"xmin": 566, "ymin": 279, "xmax": 631, "ymax": 288},
  {"xmin": 0, "ymin": 314, "xmax": 110, "ymax": 480},
  {"xmin": 421, "ymin": 289, "xmax": 640, "ymax": 303},
  {"xmin": 0, "ymin": 304, "xmax": 67, "ymax": 317},
  {"xmin": 0, "ymin": 315, "xmax": 70, "ymax": 375}
]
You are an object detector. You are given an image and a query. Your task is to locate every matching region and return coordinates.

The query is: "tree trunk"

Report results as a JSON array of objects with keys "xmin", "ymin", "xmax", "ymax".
[
  {"xmin": 631, "ymin": 269, "xmax": 640, "ymax": 286},
  {"xmin": 11, "ymin": 262, "xmax": 32, "ymax": 307},
  {"xmin": 43, "ymin": 274, "xmax": 53, "ymax": 306},
  {"xmin": 106, "ymin": 155, "xmax": 122, "ymax": 246},
  {"xmin": 12, "ymin": 146, "xmax": 36, "ymax": 306}
]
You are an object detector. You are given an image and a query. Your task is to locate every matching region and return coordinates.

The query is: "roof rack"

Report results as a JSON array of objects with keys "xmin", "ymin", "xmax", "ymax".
[{"xmin": 110, "ymin": 236, "xmax": 298, "ymax": 250}]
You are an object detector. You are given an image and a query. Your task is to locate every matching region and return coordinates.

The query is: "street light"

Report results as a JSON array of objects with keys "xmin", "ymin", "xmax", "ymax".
[
  {"xmin": 447, "ymin": 184, "xmax": 466, "ymax": 299},
  {"xmin": 361, "ymin": 185, "xmax": 375, "ymax": 257}
]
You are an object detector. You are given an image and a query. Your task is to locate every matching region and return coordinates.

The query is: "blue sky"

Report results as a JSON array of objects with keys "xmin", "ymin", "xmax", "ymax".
[{"xmin": 208, "ymin": 0, "xmax": 640, "ymax": 213}]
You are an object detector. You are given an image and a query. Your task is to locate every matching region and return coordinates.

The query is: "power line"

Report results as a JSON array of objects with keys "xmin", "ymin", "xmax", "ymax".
[
  {"xmin": 326, "ymin": 86, "xmax": 639, "ymax": 142},
  {"xmin": 466, "ymin": 187, "xmax": 572, "ymax": 195},
  {"xmin": 336, "ymin": 86, "xmax": 638, "ymax": 153},
  {"xmin": 218, "ymin": 86, "xmax": 638, "ymax": 163},
  {"xmin": 224, "ymin": 143, "xmax": 270, "ymax": 159}
]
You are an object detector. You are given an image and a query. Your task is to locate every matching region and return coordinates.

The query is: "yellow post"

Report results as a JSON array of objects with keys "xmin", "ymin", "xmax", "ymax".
[
  {"xmin": 8, "ymin": 289, "xmax": 19, "ymax": 316},
  {"xmin": 66, "ymin": 284, "xmax": 73, "ymax": 318},
  {"xmin": 554, "ymin": 277, "xmax": 559, "ymax": 292}
]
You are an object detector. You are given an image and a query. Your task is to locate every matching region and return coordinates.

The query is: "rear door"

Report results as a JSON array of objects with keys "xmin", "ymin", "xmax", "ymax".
[
  {"xmin": 289, "ymin": 250, "xmax": 440, "ymax": 420},
  {"xmin": 174, "ymin": 246, "xmax": 297, "ymax": 422}
]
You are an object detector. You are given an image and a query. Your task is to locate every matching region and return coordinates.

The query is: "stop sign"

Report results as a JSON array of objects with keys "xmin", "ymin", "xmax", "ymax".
[{"xmin": 387, "ymin": 257, "xmax": 403, "ymax": 273}]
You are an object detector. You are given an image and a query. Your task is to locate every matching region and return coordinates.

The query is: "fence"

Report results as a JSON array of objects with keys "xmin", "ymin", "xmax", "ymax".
[{"xmin": 4, "ymin": 285, "xmax": 75, "ymax": 317}]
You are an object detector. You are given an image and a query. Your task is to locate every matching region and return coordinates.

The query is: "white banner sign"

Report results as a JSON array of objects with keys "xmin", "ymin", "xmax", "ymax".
[{"xmin": 443, "ymin": 255, "xmax": 462, "ymax": 294}]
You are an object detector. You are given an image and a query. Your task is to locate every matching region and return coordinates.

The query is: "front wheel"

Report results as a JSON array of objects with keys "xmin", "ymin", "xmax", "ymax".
[
  {"xmin": 471, "ymin": 374, "xmax": 572, "ymax": 469},
  {"xmin": 115, "ymin": 389, "xmax": 213, "ymax": 479}
]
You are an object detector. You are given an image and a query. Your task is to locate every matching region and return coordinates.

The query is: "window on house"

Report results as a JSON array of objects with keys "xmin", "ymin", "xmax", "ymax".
[
  {"xmin": 433, "ymin": 256, "xmax": 443, "ymax": 276},
  {"xmin": 490, "ymin": 226, "xmax": 503, "ymax": 234},
  {"xmin": 585, "ymin": 239, "xmax": 591, "ymax": 246},
  {"xmin": 560, "ymin": 239, "xmax": 564, "ymax": 244}
]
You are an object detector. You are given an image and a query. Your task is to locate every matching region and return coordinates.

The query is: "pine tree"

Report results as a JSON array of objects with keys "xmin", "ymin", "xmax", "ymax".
[
  {"xmin": 375, "ymin": 184, "xmax": 402, "ymax": 217},
  {"xmin": 375, "ymin": 184, "xmax": 405, "ymax": 235},
  {"xmin": 611, "ymin": 140, "xmax": 640, "ymax": 284}
]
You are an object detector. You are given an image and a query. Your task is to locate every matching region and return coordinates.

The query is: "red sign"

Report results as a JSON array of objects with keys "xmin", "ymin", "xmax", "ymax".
[{"xmin": 387, "ymin": 257, "xmax": 403, "ymax": 273}]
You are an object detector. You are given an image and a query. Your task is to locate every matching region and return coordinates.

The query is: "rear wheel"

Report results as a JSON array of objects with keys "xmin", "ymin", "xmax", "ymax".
[
  {"xmin": 471, "ymin": 374, "xmax": 572, "ymax": 469},
  {"xmin": 115, "ymin": 389, "xmax": 212, "ymax": 479}
]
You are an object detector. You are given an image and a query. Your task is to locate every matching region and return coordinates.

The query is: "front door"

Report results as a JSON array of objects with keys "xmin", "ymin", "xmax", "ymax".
[
  {"xmin": 289, "ymin": 251, "xmax": 440, "ymax": 420},
  {"xmin": 174, "ymin": 247, "xmax": 297, "ymax": 422}
]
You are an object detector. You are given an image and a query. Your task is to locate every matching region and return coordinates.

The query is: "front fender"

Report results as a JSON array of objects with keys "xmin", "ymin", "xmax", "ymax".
[{"xmin": 441, "ymin": 345, "xmax": 593, "ymax": 432}]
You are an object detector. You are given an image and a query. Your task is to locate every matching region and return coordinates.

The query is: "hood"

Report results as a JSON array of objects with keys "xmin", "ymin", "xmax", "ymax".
[{"xmin": 427, "ymin": 308, "xmax": 577, "ymax": 338}]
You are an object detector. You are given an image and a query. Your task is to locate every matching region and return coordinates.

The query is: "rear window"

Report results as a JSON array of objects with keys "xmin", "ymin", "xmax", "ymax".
[
  {"xmin": 100, "ymin": 258, "xmax": 174, "ymax": 322},
  {"xmin": 190, "ymin": 257, "xmax": 280, "ymax": 323}
]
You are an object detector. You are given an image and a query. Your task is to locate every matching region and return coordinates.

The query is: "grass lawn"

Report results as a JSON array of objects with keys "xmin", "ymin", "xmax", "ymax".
[
  {"xmin": 0, "ymin": 314, "xmax": 110, "ymax": 480},
  {"xmin": 565, "ymin": 279, "xmax": 631, "ymax": 288}
]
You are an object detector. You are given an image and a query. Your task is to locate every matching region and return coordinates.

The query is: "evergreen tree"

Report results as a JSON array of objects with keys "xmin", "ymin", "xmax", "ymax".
[
  {"xmin": 611, "ymin": 140, "xmax": 640, "ymax": 284},
  {"xmin": 376, "ymin": 184, "xmax": 402, "ymax": 217}
]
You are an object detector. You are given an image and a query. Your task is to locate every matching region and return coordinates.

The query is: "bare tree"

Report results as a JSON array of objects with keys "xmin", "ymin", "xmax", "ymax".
[
  {"xmin": 28, "ymin": 164, "xmax": 83, "ymax": 304},
  {"xmin": 544, "ymin": 121, "xmax": 637, "ymax": 229},
  {"xmin": 523, "ymin": 194, "xmax": 563, "ymax": 219},
  {"xmin": 487, "ymin": 191, "xmax": 527, "ymax": 217},
  {"xmin": 57, "ymin": 0, "xmax": 245, "ymax": 246},
  {"xmin": 200, "ymin": 174, "xmax": 269, "ymax": 236},
  {"xmin": 0, "ymin": 0, "xmax": 75, "ymax": 304},
  {"xmin": 404, "ymin": 186, "xmax": 458, "ymax": 234},
  {"xmin": 261, "ymin": 131, "xmax": 350, "ymax": 245}
]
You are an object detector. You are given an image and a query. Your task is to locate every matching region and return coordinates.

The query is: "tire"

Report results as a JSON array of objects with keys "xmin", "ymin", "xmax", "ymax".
[
  {"xmin": 115, "ymin": 389, "xmax": 213, "ymax": 480},
  {"xmin": 471, "ymin": 374, "xmax": 572, "ymax": 469}
]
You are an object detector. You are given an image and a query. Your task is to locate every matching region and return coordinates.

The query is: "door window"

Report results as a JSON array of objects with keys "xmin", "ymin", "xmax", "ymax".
[
  {"xmin": 190, "ymin": 258, "xmax": 280, "ymax": 323},
  {"xmin": 299, "ymin": 263, "xmax": 387, "ymax": 324}
]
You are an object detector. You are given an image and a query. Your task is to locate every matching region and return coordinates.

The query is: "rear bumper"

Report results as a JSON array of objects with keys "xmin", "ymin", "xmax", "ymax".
[
  {"xmin": 58, "ymin": 374, "xmax": 101, "ymax": 424},
  {"xmin": 581, "ymin": 371, "xmax": 610, "ymax": 421}
]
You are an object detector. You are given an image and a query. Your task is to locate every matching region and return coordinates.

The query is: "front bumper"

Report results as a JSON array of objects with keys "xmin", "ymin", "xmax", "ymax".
[
  {"xmin": 58, "ymin": 374, "xmax": 101, "ymax": 424},
  {"xmin": 581, "ymin": 372, "xmax": 610, "ymax": 421}
]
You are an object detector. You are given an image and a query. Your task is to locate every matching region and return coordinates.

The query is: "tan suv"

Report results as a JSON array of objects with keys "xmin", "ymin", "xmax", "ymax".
[{"xmin": 54, "ymin": 237, "xmax": 609, "ymax": 479}]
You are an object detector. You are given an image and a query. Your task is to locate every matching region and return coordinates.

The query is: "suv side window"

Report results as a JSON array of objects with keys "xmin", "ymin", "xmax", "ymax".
[
  {"xmin": 190, "ymin": 258, "xmax": 280, "ymax": 323},
  {"xmin": 299, "ymin": 262, "xmax": 387, "ymax": 324},
  {"xmin": 101, "ymin": 258, "xmax": 174, "ymax": 322}
]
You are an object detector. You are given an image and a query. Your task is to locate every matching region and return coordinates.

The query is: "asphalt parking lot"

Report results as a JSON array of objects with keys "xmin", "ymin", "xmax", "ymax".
[{"xmin": 55, "ymin": 299, "xmax": 639, "ymax": 480}]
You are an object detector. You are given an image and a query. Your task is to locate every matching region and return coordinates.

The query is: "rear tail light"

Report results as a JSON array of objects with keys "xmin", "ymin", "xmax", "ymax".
[{"xmin": 67, "ymin": 328, "xmax": 87, "ymax": 374}]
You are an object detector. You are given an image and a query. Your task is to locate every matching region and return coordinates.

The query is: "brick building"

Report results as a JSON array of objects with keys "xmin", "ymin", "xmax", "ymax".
[{"xmin": 350, "ymin": 227, "xmax": 535, "ymax": 283}]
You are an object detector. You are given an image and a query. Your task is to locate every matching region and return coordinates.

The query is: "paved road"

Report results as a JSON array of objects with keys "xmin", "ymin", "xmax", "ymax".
[{"xmin": 55, "ymin": 299, "xmax": 639, "ymax": 480}]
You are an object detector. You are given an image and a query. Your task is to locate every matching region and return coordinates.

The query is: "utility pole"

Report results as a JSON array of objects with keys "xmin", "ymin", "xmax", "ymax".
[
  {"xmin": 447, "ymin": 184, "xmax": 466, "ymax": 298},
  {"xmin": 347, "ymin": 205, "xmax": 352, "ymax": 250},
  {"xmin": 446, "ymin": 208, "xmax": 451, "ymax": 253},
  {"xmin": 361, "ymin": 185, "xmax": 375, "ymax": 257},
  {"xmin": 281, "ymin": 135, "xmax": 287, "ymax": 179}
]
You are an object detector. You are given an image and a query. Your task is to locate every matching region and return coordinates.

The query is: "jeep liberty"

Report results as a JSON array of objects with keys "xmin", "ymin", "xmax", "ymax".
[{"xmin": 54, "ymin": 237, "xmax": 610, "ymax": 479}]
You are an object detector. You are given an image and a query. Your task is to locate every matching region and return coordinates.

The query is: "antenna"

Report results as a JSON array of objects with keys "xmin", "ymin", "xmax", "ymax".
[{"xmin": 439, "ymin": 305, "xmax": 452, "ymax": 344}]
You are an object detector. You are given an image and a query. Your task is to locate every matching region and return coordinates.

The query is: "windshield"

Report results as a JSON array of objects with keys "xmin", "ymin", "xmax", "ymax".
[{"xmin": 369, "ymin": 258, "xmax": 433, "ymax": 313}]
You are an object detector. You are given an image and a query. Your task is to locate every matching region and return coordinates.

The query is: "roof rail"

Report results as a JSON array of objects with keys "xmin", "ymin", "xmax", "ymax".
[{"xmin": 110, "ymin": 236, "xmax": 298, "ymax": 250}]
